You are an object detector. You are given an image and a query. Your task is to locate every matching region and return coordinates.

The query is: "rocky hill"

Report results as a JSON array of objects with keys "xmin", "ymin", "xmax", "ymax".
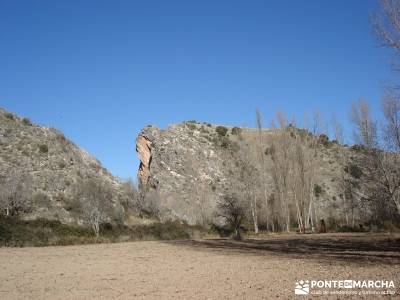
[
  {"xmin": 136, "ymin": 121, "xmax": 374, "ymax": 229},
  {"xmin": 0, "ymin": 108, "xmax": 383, "ymax": 232},
  {"xmin": 0, "ymin": 108, "xmax": 126, "ymax": 225}
]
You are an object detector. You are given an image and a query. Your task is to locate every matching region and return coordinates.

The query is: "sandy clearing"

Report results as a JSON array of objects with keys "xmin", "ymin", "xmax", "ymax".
[{"xmin": 0, "ymin": 233, "xmax": 399, "ymax": 299}]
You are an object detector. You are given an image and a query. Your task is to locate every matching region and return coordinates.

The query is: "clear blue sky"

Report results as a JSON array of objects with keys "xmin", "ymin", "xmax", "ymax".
[{"xmin": 0, "ymin": 0, "xmax": 395, "ymax": 179}]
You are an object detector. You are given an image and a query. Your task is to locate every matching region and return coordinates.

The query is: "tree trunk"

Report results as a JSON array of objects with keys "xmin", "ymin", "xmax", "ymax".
[
  {"xmin": 253, "ymin": 214, "xmax": 259, "ymax": 234},
  {"xmin": 264, "ymin": 188, "xmax": 269, "ymax": 232},
  {"xmin": 286, "ymin": 207, "xmax": 291, "ymax": 232},
  {"xmin": 250, "ymin": 195, "xmax": 259, "ymax": 234}
]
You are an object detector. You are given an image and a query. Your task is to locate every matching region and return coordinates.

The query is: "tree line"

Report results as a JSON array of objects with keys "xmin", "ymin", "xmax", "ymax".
[
  {"xmin": 216, "ymin": 0, "xmax": 400, "ymax": 238},
  {"xmin": 217, "ymin": 97, "xmax": 400, "ymax": 238}
]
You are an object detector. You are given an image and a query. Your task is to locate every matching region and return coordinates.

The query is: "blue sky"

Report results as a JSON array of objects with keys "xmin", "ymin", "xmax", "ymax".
[{"xmin": 0, "ymin": 0, "xmax": 395, "ymax": 179}]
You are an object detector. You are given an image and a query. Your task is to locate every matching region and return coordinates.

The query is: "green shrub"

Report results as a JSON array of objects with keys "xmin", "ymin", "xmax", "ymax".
[
  {"xmin": 0, "ymin": 219, "xmax": 12, "ymax": 246},
  {"xmin": 314, "ymin": 184, "xmax": 323, "ymax": 197},
  {"xmin": 231, "ymin": 127, "xmax": 242, "ymax": 135},
  {"xmin": 210, "ymin": 183, "xmax": 217, "ymax": 192},
  {"xmin": 100, "ymin": 222, "xmax": 113, "ymax": 232},
  {"xmin": 0, "ymin": 216, "xmax": 210, "ymax": 247},
  {"xmin": 199, "ymin": 126, "xmax": 208, "ymax": 134},
  {"xmin": 212, "ymin": 134, "xmax": 239, "ymax": 152},
  {"xmin": 149, "ymin": 221, "xmax": 191, "ymax": 240},
  {"xmin": 319, "ymin": 134, "xmax": 329, "ymax": 146},
  {"xmin": 0, "ymin": 216, "xmax": 95, "ymax": 247},
  {"xmin": 63, "ymin": 198, "xmax": 81, "ymax": 213},
  {"xmin": 265, "ymin": 146, "xmax": 275, "ymax": 156},
  {"xmin": 380, "ymin": 220, "xmax": 400, "ymax": 232},
  {"xmin": 216, "ymin": 126, "xmax": 228, "ymax": 136},
  {"xmin": 335, "ymin": 225, "xmax": 366, "ymax": 233},
  {"xmin": 351, "ymin": 144, "xmax": 367, "ymax": 152},
  {"xmin": 345, "ymin": 164, "xmax": 363, "ymax": 179},
  {"xmin": 210, "ymin": 224, "xmax": 232, "ymax": 237},
  {"xmin": 4, "ymin": 112, "xmax": 14, "ymax": 120},
  {"xmin": 326, "ymin": 216, "xmax": 337, "ymax": 231},
  {"xmin": 185, "ymin": 122, "xmax": 196, "ymax": 130},
  {"xmin": 330, "ymin": 139, "xmax": 339, "ymax": 145},
  {"xmin": 228, "ymin": 140, "xmax": 239, "ymax": 152},
  {"xmin": 220, "ymin": 136, "xmax": 230, "ymax": 148},
  {"xmin": 32, "ymin": 192, "xmax": 50, "ymax": 207},
  {"xmin": 38, "ymin": 144, "xmax": 49, "ymax": 153},
  {"xmin": 22, "ymin": 118, "xmax": 32, "ymax": 126}
]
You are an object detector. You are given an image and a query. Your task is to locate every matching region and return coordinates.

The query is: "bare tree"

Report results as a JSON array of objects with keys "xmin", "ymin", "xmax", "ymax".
[
  {"xmin": 0, "ymin": 169, "xmax": 32, "ymax": 216},
  {"xmin": 267, "ymin": 111, "xmax": 323, "ymax": 233},
  {"xmin": 73, "ymin": 179, "xmax": 112, "ymax": 238},
  {"xmin": 350, "ymin": 99, "xmax": 378, "ymax": 148},
  {"xmin": 361, "ymin": 148, "xmax": 400, "ymax": 217},
  {"xmin": 255, "ymin": 108, "xmax": 270, "ymax": 231},
  {"xmin": 331, "ymin": 114, "xmax": 344, "ymax": 145},
  {"xmin": 305, "ymin": 116, "xmax": 321, "ymax": 231},
  {"xmin": 289, "ymin": 137, "xmax": 305, "ymax": 232},
  {"xmin": 142, "ymin": 189, "xmax": 162, "ymax": 219},
  {"xmin": 217, "ymin": 194, "xmax": 246, "ymax": 240},
  {"xmin": 349, "ymin": 97, "xmax": 400, "ymax": 218},
  {"xmin": 237, "ymin": 143, "xmax": 260, "ymax": 234},
  {"xmin": 288, "ymin": 126, "xmax": 319, "ymax": 233},
  {"xmin": 331, "ymin": 114, "xmax": 353, "ymax": 225},
  {"xmin": 372, "ymin": 95, "xmax": 400, "ymax": 215},
  {"xmin": 378, "ymin": 153, "xmax": 400, "ymax": 214},
  {"xmin": 373, "ymin": 0, "xmax": 400, "ymax": 69},
  {"xmin": 370, "ymin": 1, "xmax": 400, "ymax": 218},
  {"xmin": 382, "ymin": 94, "xmax": 400, "ymax": 151},
  {"xmin": 312, "ymin": 109, "xmax": 326, "ymax": 136},
  {"xmin": 372, "ymin": 0, "xmax": 400, "ymax": 152},
  {"xmin": 299, "ymin": 112, "xmax": 326, "ymax": 231},
  {"xmin": 269, "ymin": 112, "xmax": 292, "ymax": 231},
  {"xmin": 195, "ymin": 182, "xmax": 214, "ymax": 226},
  {"xmin": 121, "ymin": 179, "xmax": 142, "ymax": 215}
]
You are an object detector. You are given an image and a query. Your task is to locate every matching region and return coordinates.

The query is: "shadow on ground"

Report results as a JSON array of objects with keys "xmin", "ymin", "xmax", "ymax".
[{"xmin": 165, "ymin": 234, "xmax": 400, "ymax": 265}]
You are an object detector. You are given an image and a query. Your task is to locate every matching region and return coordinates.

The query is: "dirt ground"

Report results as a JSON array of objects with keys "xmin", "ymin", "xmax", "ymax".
[{"xmin": 0, "ymin": 233, "xmax": 399, "ymax": 299}]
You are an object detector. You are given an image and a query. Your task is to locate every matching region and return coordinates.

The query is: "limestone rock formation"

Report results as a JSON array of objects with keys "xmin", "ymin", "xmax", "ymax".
[
  {"xmin": 136, "ymin": 134, "xmax": 152, "ymax": 186},
  {"xmin": 136, "ymin": 121, "xmax": 371, "ymax": 227},
  {"xmin": 0, "ymin": 108, "xmax": 126, "ymax": 225}
]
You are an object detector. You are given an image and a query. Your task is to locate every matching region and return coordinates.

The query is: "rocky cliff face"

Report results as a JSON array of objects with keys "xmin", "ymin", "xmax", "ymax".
[
  {"xmin": 0, "ymin": 108, "xmax": 125, "ymax": 224},
  {"xmin": 136, "ymin": 123, "xmax": 227, "ymax": 224},
  {"xmin": 136, "ymin": 135, "xmax": 152, "ymax": 186},
  {"xmin": 136, "ymin": 121, "xmax": 370, "ymax": 227}
]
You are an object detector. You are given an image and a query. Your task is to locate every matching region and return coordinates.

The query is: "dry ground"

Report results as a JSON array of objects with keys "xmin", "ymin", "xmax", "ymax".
[{"xmin": 0, "ymin": 233, "xmax": 399, "ymax": 299}]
